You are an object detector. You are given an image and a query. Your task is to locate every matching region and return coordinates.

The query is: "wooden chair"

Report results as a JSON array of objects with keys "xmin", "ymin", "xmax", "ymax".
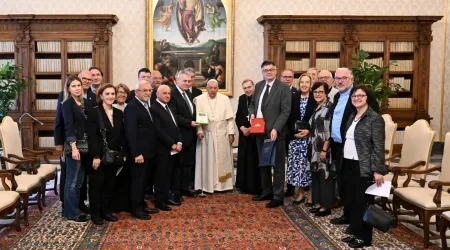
[
  {"xmin": 392, "ymin": 132, "xmax": 450, "ymax": 248},
  {"xmin": 382, "ymin": 114, "xmax": 397, "ymax": 166},
  {"xmin": 439, "ymin": 211, "xmax": 450, "ymax": 249},
  {"xmin": 0, "ymin": 116, "xmax": 57, "ymax": 206},
  {"xmin": 0, "ymin": 168, "xmax": 21, "ymax": 232}
]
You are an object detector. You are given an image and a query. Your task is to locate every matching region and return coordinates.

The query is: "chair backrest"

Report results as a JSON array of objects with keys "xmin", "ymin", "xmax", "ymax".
[
  {"xmin": 398, "ymin": 119, "xmax": 435, "ymax": 180},
  {"xmin": 382, "ymin": 114, "xmax": 397, "ymax": 164},
  {"xmin": 0, "ymin": 116, "xmax": 24, "ymax": 170},
  {"xmin": 438, "ymin": 133, "xmax": 450, "ymax": 190}
]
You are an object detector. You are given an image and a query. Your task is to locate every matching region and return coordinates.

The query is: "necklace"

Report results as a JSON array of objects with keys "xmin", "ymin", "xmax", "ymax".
[{"xmin": 354, "ymin": 115, "xmax": 362, "ymax": 122}]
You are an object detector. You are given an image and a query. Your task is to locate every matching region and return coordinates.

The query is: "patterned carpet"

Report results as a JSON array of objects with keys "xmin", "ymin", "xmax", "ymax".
[{"xmin": 0, "ymin": 192, "xmax": 440, "ymax": 250}]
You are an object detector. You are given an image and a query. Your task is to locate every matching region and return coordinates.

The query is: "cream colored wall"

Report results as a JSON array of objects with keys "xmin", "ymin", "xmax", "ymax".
[{"xmin": 1, "ymin": 0, "xmax": 448, "ymax": 139}]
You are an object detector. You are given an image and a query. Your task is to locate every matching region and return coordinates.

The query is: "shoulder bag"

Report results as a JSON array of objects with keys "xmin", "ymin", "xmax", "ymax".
[{"xmin": 96, "ymin": 108, "xmax": 125, "ymax": 166}]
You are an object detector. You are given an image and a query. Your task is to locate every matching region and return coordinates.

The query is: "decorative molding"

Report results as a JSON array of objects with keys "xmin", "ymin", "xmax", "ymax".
[
  {"xmin": 94, "ymin": 21, "xmax": 111, "ymax": 44},
  {"xmin": 343, "ymin": 23, "xmax": 359, "ymax": 44},
  {"xmin": 419, "ymin": 23, "xmax": 433, "ymax": 45},
  {"xmin": 268, "ymin": 22, "xmax": 284, "ymax": 42},
  {"xmin": 15, "ymin": 21, "xmax": 31, "ymax": 43}
]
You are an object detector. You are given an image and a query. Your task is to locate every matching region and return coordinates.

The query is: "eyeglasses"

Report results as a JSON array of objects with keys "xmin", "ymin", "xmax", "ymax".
[
  {"xmin": 351, "ymin": 94, "xmax": 367, "ymax": 99},
  {"xmin": 117, "ymin": 91, "xmax": 127, "ymax": 95},
  {"xmin": 81, "ymin": 77, "xmax": 92, "ymax": 82},
  {"xmin": 281, "ymin": 75, "xmax": 293, "ymax": 78},
  {"xmin": 318, "ymin": 76, "xmax": 331, "ymax": 81},
  {"xmin": 137, "ymin": 89, "xmax": 152, "ymax": 93},
  {"xmin": 262, "ymin": 68, "xmax": 276, "ymax": 73},
  {"xmin": 335, "ymin": 76, "xmax": 349, "ymax": 82},
  {"xmin": 313, "ymin": 90, "xmax": 325, "ymax": 95}
]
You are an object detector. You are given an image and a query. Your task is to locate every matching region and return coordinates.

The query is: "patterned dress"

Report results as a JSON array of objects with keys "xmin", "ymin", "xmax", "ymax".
[{"xmin": 287, "ymin": 96, "xmax": 311, "ymax": 187}]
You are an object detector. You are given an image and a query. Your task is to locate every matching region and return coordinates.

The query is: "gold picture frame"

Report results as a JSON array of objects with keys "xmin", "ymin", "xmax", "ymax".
[{"xmin": 147, "ymin": 0, "xmax": 235, "ymax": 96}]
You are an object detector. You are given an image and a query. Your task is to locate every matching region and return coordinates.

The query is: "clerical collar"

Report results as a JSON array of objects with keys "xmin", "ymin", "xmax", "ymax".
[{"xmin": 265, "ymin": 79, "xmax": 275, "ymax": 86}]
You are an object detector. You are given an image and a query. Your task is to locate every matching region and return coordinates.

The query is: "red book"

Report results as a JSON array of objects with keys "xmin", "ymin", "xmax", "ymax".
[{"xmin": 250, "ymin": 118, "xmax": 265, "ymax": 134}]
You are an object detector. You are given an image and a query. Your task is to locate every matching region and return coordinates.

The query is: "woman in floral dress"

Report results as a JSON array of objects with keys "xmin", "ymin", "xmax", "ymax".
[{"xmin": 287, "ymin": 74, "xmax": 316, "ymax": 205}]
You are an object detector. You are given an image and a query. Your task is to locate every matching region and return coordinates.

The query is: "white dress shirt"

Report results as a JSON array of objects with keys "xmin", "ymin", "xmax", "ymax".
[
  {"xmin": 176, "ymin": 85, "xmax": 194, "ymax": 115},
  {"xmin": 256, "ymin": 79, "xmax": 275, "ymax": 118},
  {"xmin": 343, "ymin": 119, "xmax": 359, "ymax": 160},
  {"xmin": 156, "ymin": 99, "xmax": 177, "ymax": 126}
]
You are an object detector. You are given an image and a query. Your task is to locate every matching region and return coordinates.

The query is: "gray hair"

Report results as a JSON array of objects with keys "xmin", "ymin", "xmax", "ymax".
[
  {"xmin": 206, "ymin": 79, "xmax": 219, "ymax": 88},
  {"xmin": 335, "ymin": 67, "xmax": 354, "ymax": 78},
  {"xmin": 175, "ymin": 69, "xmax": 191, "ymax": 81},
  {"xmin": 135, "ymin": 79, "xmax": 150, "ymax": 90},
  {"xmin": 319, "ymin": 69, "xmax": 333, "ymax": 77},
  {"xmin": 184, "ymin": 67, "xmax": 195, "ymax": 74},
  {"xmin": 307, "ymin": 67, "xmax": 318, "ymax": 73}
]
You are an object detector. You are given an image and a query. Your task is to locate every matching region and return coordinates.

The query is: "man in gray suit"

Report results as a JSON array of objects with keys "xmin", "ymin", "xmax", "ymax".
[{"xmin": 249, "ymin": 61, "xmax": 292, "ymax": 208}]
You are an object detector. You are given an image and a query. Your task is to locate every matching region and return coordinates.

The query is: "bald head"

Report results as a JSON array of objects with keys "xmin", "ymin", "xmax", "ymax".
[
  {"xmin": 318, "ymin": 70, "xmax": 334, "ymax": 88},
  {"xmin": 156, "ymin": 84, "xmax": 171, "ymax": 104},
  {"xmin": 78, "ymin": 70, "xmax": 92, "ymax": 90},
  {"xmin": 150, "ymin": 70, "xmax": 162, "ymax": 89}
]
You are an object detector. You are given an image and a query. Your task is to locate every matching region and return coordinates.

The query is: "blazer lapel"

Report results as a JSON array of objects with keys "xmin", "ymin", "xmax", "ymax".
[{"xmin": 264, "ymin": 80, "xmax": 280, "ymax": 107}]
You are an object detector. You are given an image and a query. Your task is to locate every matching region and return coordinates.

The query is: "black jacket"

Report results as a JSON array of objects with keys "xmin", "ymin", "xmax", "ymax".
[
  {"xmin": 86, "ymin": 88, "xmax": 97, "ymax": 110},
  {"xmin": 54, "ymin": 91, "xmax": 65, "ymax": 146},
  {"xmin": 150, "ymin": 101, "xmax": 182, "ymax": 155},
  {"xmin": 62, "ymin": 97, "xmax": 88, "ymax": 143},
  {"xmin": 330, "ymin": 86, "xmax": 379, "ymax": 143},
  {"xmin": 190, "ymin": 86, "xmax": 203, "ymax": 99},
  {"xmin": 344, "ymin": 107, "xmax": 386, "ymax": 177},
  {"xmin": 289, "ymin": 91, "xmax": 316, "ymax": 135},
  {"xmin": 235, "ymin": 94, "xmax": 252, "ymax": 130},
  {"xmin": 126, "ymin": 90, "xmax": 136, "ymax": 103},
  {"xmin": 124, "ymin": 98, "xmax": 173, "ymax": 159},
  {"xmin": 169, "ymin": 87, "xmax": 196, "ymax": 146},
  {"xmin": 87, "ymin": 105, "xmax": 127, "ymax": 159}
]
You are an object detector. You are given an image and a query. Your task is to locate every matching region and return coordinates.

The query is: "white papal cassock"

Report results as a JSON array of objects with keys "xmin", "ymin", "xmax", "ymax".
[{"xmin": 194, "ymin": 93, "xmax": 235, "ymax": 193}]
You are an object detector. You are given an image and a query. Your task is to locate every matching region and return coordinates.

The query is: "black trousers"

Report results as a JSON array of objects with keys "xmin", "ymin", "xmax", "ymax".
[
  {"xmin": 343, "ymin": 159, "xmax": 374, "ymax": 243},
  {"xmin": 256, "ymin": 136, "xmax": 286, "ymax": 201},
  {"xmin": 178, "ymin": 145, "xmax": 194, "ymax": 193},
  {"xmin": 89, "ymin": 162, "xmax": 116, "ymax": 217},
  {"xmin": 311, "ymin": 170, "xmax": 334, "ymax": 209},
  {"xmin": 154, "ymin": 153, "xmax": 176, "ymax": 205},
  {"xmin": 130, "ymin": 158, "xmax": 153, "ymax": 213},
  {"xmin": 59, "ymin": 156, "xmax": 66, "ymax": 204},
  {"xmin": 331, "ymin": 142, "xmax": 348, "ymax": 218}
]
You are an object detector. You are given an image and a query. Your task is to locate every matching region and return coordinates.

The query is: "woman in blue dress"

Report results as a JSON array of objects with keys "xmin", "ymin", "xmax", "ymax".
[{"xmin": 287, "ymin": 74, "xmax": 316, "ymax": 205}]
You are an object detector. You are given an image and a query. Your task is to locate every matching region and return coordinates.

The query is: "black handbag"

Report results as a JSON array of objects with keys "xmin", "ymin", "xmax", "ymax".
[
  {"xmin": 96, "ymin": 108, "xmax": 124, "ymax": 166},
  {"xmin": 64, "ymin": 133, "xmax": 89, "ymax": 156},
  {"xmin": 295, "ymin": 120, "xmax": 310, "ymax": 131},
  {"xmin": 363, "ymin": 204, "xmax": 395, "ymax": 233}
]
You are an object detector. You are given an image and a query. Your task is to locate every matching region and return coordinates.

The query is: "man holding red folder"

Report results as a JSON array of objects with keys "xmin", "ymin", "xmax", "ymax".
[{"xmin": 249, "ymin": 61, "xmax": 292, "ymax": 208}]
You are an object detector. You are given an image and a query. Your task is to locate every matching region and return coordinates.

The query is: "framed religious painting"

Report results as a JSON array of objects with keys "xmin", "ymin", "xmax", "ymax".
[{"xmin": 147, "ymin": 0, "xmax": 235, "ymax": 96}]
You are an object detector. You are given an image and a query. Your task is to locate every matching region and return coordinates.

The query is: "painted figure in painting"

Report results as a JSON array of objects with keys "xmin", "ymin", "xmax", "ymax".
[
  {"xmin": 205, "ymin": 2, "xmax": 226, "ymax": 31},
  {"xmin": 155, "ymin": 4, "xmax": 174, "ymax": 31},
  {"xmin": 177, "ymin": 0, "xmax": 205, "ymax": 44}
]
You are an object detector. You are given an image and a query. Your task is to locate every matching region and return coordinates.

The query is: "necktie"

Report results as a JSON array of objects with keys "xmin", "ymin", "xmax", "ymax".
[
  {"xmin": 165, "ymin": 105, "xmax": 177, "ymax": 125},
  {"xmin": 247, "ymin": 96, "xmax": 252, "ymax": 108},
  {"xmin": 261, "ymin": 84, "xmax": 270, "ymax": 113},
  {"xmin": 182, "ymin": 92, "xmax": 193, "ymax": 114},
  {"xmin": 143, "ymin": 102, "xmax": 153, "ymax": 121}
]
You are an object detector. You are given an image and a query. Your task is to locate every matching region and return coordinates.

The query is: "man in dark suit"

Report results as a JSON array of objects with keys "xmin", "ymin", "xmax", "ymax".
[
  {"xmin": 124, "ymin": 79, "xmax": 171, "ymax": 219},
  {"xmin": 80, "ymin": 69, "xmax": 97, "ymax": 110},
  {"xmin": 169, "ymin": 69, "xmax": 199, "ymax": 201},
  {"xmin": 249, "ymin": 61, "xmax": 292, "ymax": 208},
  {"xmin": 150, "ymin": 85, "xmax": 183, "ymax": 211},
  {"xmin": 184, "ymin": 67, "xmax": 203, "ymax": 99},
  {"xmin": 329, "ymin": 67, "xmax": 379, "ymax": 229},
  {"xmin": 127, "ymin": 68, "xmax": 151, "ymax": 103},
  {"xmin": 150, "ymin": 70, "xmax": 163, "ymax": 104},
  {"xmin": 280, "ymin": 69, "xmax": 298, "ymax": 197}
]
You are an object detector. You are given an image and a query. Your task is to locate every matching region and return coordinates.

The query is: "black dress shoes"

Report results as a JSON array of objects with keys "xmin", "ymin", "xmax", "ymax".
[
  {"xmin": 341, "ymin": 236, "xmax": 356, "ymax": 243},
  {"xmin": 102, "ymin": 213, "xmax": 118, "ymax": 222},
  {"xmin": 167, "ymin": 199, "xmax": 182, "ymax": 206},
  {"xmin": 348, "ymin": 238, "xmax": 371, "ymax": 248},
  {"xmin": 305, "ymin": 202, "xmax": 314, "ymax": 207},
  {"xmin": 330, "ymin": 215, "xmax": 349, "ymax": 225},
  {"xmin": 284, "ymin": 185, "xmax": 295, "ymax": 197},
  {"xmin": 252, "ymin": 194, "xmax": 273, "ymax": 201},
  {"xmin": 91, "ymin": 216, "xmax": 104, "ymax": 225},
  {"xmin": 314, "ymin": 209, "xmax": 331, "ymax": 217},
  {"xmin": 266, "ymin": 199, "xmax": 283, "ymax": 208},
  {"xmin": 155, "ymin": 203, "xmax": 172, "ymax": 211},
  {"xmin": 143, "ymin": 207, "xmax": 159, "ymax": 214},
  {"xmin": 308, "ymin": 207, "xmax": 321, "ymax": 213},
  {"xmin": 182, "ymin": 189, "xmax": 198, "ymax": 197},
  {"xmin": 344, "ymin": 226, "xmax": 353, "ymax": 235},
  {"xmin": 292, "ymin": 197, "xmax": 305, "ymax": 205},
  {"xmin": 132, "ymin": 212, "xmax": 151, "ymax": 220}
]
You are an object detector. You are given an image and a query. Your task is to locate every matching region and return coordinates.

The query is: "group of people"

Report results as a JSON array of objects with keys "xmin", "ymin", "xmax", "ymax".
[
  {"xmin": 235, "ymin": 62, "xmax": 385, "ymax": 248},
  {"xmin": 55, "ymin": 60, "xmax": 385, "ymax": 248},
  {"xmin": 54, "ymin": 66, "xmax": 237, "ymax": 226}
]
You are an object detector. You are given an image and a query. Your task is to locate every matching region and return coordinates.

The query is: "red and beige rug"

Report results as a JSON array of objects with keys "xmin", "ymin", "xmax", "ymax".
[{"xmin": 0, "ymin": 193, "xmax": 440, "ymax": 249}]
